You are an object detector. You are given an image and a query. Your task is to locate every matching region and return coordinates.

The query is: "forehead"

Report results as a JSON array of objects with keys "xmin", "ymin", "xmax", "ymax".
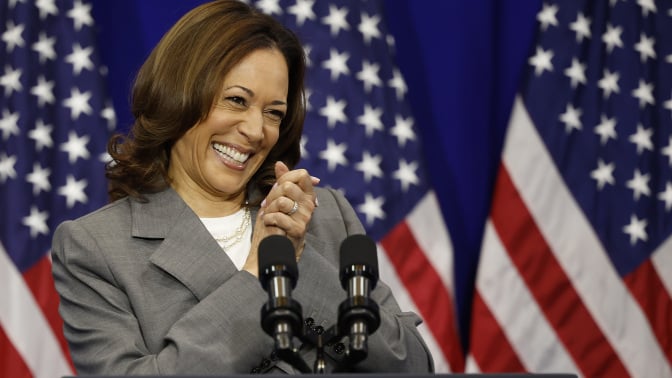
[{"xmin": 224, "ymin": 48, "xmax": 288, "ymax": 84}]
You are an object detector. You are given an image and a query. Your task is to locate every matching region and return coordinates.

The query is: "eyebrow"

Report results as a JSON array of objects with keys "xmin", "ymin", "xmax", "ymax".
[{"xmin": 225, "ymin": 85, "xmax": 287, "ymax": 106}]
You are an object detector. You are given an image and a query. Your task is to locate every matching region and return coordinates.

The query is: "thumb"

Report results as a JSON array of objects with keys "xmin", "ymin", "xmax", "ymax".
[{"xmin": 274, "ymin": 161, "xmax": 290, "ymax": 179}]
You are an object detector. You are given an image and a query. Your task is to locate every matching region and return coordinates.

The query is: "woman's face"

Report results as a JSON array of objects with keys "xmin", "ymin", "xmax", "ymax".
[{"xmin": 169, "ymin": 48, "xmax": 289, "ymax": 204}]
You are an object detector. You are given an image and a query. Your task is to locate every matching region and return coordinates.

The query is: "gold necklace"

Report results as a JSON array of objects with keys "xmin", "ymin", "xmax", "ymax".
[{"xmin": 213, "ymin": 207, "xmax": 251, "ymax": 250}]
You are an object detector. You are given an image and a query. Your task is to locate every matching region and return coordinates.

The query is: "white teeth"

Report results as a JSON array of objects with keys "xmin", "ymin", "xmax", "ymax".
[{"xmin": 213, "ymin": 143, "xmax": 250, "ymax": 163}]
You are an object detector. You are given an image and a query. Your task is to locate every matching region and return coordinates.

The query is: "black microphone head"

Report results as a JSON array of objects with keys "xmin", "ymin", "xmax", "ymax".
[
  {"xmin": 339, "ymin": 234, "xmax": 379, "ymax": 289},
  {"xmin": 258, "ymin": 235, "xmax": 298, "ymax": 289}
]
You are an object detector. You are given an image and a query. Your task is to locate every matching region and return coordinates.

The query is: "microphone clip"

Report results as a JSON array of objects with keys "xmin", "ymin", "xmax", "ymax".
[
  {"xmin": 337, "ymin": 296, "xmax": 381, "ymax": 364},
  {"xmin": 260, "ymin": 297, "xmax": 303, "ymax": 351}
]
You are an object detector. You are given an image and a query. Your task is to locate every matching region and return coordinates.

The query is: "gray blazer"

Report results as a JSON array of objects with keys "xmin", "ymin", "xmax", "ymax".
[{"xmin": 52, "ymin": 186, "xmax": 434, "ymax": 375}]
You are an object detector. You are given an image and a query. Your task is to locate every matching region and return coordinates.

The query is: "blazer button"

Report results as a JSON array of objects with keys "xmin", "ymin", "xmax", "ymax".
[
  {"xmin": 304, "ymin": 317, "xmax": 315, "ymax": 327},
  {"xmin": 313, "ymin": 325, "xmax": 324, "ymax": 335},
  {"xmin": 250, "ymin": 367, "xmax": 261, "ymax": 374},
  {"xmin": 333, "ymin": 342, "xmax": 346, "ymax": 355},
  {"xmin": 261, "ymin": 358, "xmax": 271, "ymax": 368}
]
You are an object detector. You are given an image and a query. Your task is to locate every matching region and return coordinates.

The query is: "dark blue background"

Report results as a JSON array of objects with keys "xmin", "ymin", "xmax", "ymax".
[{"xmin": 90, "ymin": 0, "xmax": 543, "ymax": 349}]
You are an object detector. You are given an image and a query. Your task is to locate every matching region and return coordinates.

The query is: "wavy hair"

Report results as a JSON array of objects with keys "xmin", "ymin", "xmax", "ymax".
[{"xmin": 106, "ymin": 0, "xmax": 306, "ymax": 204}]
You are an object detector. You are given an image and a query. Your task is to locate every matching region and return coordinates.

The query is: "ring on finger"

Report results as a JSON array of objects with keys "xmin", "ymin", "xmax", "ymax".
[{"xmin": 287, "ymin": 200, "xmax": 299, "ymax": 216}]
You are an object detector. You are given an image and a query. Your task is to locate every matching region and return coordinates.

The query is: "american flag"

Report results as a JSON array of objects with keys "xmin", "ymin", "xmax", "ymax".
[
  {"xmin": 1, "ymin": 0, "xmax": 465, "ymax": 376},
  {"xmin": 0, "ymin": 0, "xmax": 113, "ymax": 377},
  {"xmin": 467, "ymin": 1, "xmax": 672, "ymax": 377},
  {"xmin": 252, "ymin": 0, "xmax": 463, "ymax": 372}
]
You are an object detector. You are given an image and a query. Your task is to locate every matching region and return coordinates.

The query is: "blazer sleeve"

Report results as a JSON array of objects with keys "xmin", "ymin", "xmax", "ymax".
[
  {"xmin": 52, "ymin": 219, "xmax": 274, "ymax": 375},
  {"xmin": 297, "ymin": 188, "xmax": 435, "ymax": 373}
]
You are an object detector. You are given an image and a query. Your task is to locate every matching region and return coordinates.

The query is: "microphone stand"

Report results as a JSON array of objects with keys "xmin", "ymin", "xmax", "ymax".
[
  {"xmin": 298, "ymin": 321, "xmax": 345, "ymax": 374},
  {"xmin": 272, "ymin": 301, "xmax": 380, "ymax": 374},
  {"xmin": 260, "ymin": 296, "xmax": 312, "ymax": 374},
  {"xmin": 258, "ymin": 234, "xmax": 381, "ymax": 373}
]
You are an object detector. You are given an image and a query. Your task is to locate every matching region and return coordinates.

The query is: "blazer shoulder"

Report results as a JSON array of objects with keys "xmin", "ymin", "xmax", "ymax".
[
  {"xmin": 57, "ymin": 197, "xmax": 132, "ymax": 233},
  {"xmin": 307, "ymin": 187, "xmax": 366, "ymax": 244}
]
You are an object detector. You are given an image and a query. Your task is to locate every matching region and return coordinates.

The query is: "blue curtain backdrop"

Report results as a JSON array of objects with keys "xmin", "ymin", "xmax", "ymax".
[{"xmin": 90, "ymin": 0, "xmax": 543, "ymax": 350}]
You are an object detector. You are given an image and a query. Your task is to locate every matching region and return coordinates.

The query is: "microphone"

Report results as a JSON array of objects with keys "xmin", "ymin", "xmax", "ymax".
[
  {"xmin": 258, "ymin": 235, "xmax": 303, "ymax": 353},
  {"xmin": 337, "ymin": 234, "xmax": 381, "ymax": 363}
]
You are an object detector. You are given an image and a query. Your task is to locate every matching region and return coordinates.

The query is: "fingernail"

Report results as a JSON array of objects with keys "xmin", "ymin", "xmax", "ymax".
[
  {"xmin": 311, "ymin": 176, "xmax": 321, "ymax": 184},
  {"xmin": 314, "ymin": 196, "xmax": 319, "ymax": 207},
  {"xmin": 261, "ymin": 199, "xmax": 267, "ymax": 208},
  {"xmin": 272, "ymin": 183, "xmax": 278, "ymax": 190}
]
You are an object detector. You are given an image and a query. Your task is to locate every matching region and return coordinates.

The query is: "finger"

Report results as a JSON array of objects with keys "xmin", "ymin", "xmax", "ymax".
[
  {"xmin": 255, "ymin": 210, "xmax": 287, "ymax": 235},
  {"xmin": 265, "ymin": 225, "xmax": 286, "ymax": 236},
  {"xmin": 286, "ymin": 198, "xmax": 299, "ymax": 216},
  {"xmin": 264, "ymin": 196, "xmax": 298, "ymax": 215},
  {"xmin": 265, "ymin": 195, "xmax": 311, "ymax": 220},
  {"xmin": 278, "ymin": 171, "xmax": 316, "ymax": 198},
  {"xmin": 264, "ymin": 181, "xmax": 303, "ymax": 206},
  {"xmin": 275, "ymin": 163, "xmax": 320, "ymax": 187},
  {"xmin": 273, "ymin": 185, "xmax": 317, "ymax": 212},
  {"xmin": 274, "ymin": 162, "xmax": 316, "ymax": 195},
  {"xmin": 266, "ymin": 162, "xmax": 319, "ymax": 213},
  {"xmin": 262, "ymin": 211, "xmax": 307, "ymax": 239},
  {"xmin": 275, "ymin": 161, "xmax": 290, "ymax": 179}
]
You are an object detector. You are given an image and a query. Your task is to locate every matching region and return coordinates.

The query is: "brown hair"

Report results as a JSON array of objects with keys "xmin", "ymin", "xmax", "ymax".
[{"xmin": 106, "ymin": 0, "xmax": 306, "ymax": 204}]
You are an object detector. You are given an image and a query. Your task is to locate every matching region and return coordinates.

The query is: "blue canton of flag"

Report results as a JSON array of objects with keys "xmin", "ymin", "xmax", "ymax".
[
  {"xmin": 251, "ymin": 0, "xmax": 464, "ymax": 373},
  {"xmin": 259, "ymin": 0, "xmax": 427, "ymax": 239},
  {"xmin": 525, "ymin": 0, "xmax": 672, "ymax": 275},
  {"xmin": 0, "ymin": 0, "xmax": 114, "ymax": 377}
]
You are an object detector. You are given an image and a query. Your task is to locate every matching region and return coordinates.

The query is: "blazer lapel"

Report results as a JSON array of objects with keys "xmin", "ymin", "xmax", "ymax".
[{"xmin": 131, "ymin": 188, "xmax": 239, "ymax": 301}]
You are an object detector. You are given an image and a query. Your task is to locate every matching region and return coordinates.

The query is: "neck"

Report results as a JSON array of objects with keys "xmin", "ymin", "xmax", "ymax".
[{"xmin": 171, "ymin": 182, "xmax": 246, "ymax": 217}]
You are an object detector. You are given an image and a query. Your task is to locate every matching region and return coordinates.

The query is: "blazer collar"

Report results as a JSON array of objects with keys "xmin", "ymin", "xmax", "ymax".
[{"xmin": 131, "ymin": 188, "xmax": 241, "ymax": 301}]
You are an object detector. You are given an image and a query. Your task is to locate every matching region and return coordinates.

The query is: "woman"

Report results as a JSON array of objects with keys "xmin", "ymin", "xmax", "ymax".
[{"xmin": 51, "ymin": 0, "xmax": 433, "ymax": 374}]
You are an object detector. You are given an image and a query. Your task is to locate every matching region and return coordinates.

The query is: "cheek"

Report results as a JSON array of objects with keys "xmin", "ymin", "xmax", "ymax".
[
  {"xmin": 171, "ymin": 138, "xmax": 189, "ymax": 164},
  {"xmin": 171, "ymin": 128, "xmax": 207, "ymax": 169},
  {"xmin": 264, "ymin": 126, "xmax": 281, "ymax": 148}
]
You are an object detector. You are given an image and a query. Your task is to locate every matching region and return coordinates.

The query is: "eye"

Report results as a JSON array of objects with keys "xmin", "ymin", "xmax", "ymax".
[
  {"xmin": 265, "ymin": 109, "xmax": 285, "ymax": 122},
  {"xmin": 226, "ymin": 96, "xmax": 247, "ymax": 106}
]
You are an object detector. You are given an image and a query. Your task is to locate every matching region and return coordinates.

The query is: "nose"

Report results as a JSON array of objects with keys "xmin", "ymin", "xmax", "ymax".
[{"xmin": 237, "ymin": 109, "xmax": 264, "ymax": 142}]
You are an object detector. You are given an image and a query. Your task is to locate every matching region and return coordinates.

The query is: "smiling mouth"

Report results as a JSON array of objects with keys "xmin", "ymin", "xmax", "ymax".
[{"xmin": 212, "ymin": 142, "xmax": 251, "ymax": 164}]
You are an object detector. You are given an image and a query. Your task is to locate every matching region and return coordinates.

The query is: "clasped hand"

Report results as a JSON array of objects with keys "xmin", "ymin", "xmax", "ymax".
[{"xmin": 243, "ymin": 161, "xmax": 319, "ymax": 277}]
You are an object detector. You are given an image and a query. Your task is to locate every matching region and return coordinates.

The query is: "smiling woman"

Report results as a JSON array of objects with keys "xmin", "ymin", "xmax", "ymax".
[
  {"xmin": 50, "ymin": 0, "xmax": 434, "ymax": 375},
  {"xmin": 105, "ymin": 2, "xmax": 305, "ymax": 206}
]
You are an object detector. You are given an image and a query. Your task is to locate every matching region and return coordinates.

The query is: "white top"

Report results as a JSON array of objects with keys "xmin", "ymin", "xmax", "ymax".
[{"xmin": 200, "ymin": 208, "xmax": 252, "ymax": 270}]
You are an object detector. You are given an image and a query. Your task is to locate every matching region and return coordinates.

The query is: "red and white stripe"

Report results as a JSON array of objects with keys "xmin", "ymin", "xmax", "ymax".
[
  {"xmin": 466, "ymin": 96, "xmax": 672, "ymax": 377},
  {"xmin": 378, "ymin": 191, "xmax": 464, "ymax": 373},
  {"xmin": 0, "ymin": 244, "xmax": 74, "ymax": 378}
]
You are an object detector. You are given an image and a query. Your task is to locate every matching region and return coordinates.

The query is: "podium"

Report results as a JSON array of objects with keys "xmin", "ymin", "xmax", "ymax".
[{"xmin": 63, "ymin": 374, "xmax": 579, "ymax": 377}]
